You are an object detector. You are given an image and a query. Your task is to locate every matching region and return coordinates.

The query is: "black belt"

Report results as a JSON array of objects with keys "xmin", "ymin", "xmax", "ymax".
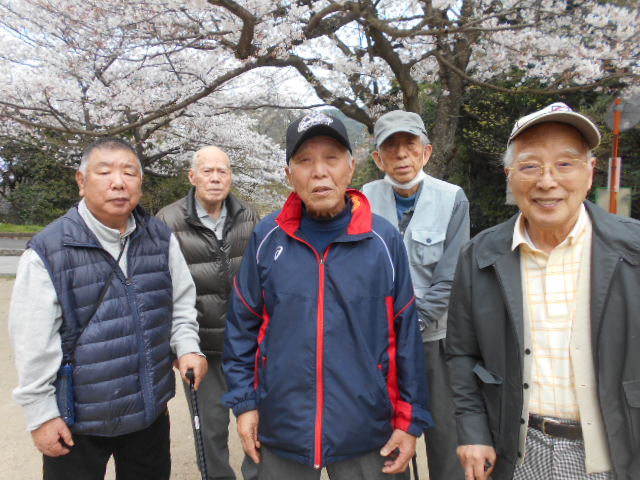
[{"xmin": 528, "ymin": 414, "xmax": 582, "ymax": 441}]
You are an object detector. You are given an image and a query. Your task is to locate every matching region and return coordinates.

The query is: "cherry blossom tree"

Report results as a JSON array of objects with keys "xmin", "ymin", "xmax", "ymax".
[
  {"xmin": 1, "ymin": 0, "xmax": 638, "ymax": 191},
  {"xmin": 203, "ymin": 0, "xmax": 639, "ymax": 176},
  {"xmin": 0, "ymin": 0, "xmax": 296, "ymax": 206}
]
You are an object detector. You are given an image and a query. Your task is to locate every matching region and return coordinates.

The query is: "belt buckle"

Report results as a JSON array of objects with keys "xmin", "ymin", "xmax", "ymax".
[{"xmin": 541, "ymin": 417, "xmax": 554, "ymax": 436}]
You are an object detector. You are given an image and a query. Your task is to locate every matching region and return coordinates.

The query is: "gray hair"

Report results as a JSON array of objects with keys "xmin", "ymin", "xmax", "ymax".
[
  {"xmin": 191, "ymin": 150, "xmax": 200, "ymax": 170},
  {"xmin": 79, "ymin": 138, "xmax": 142, "ymax": 175},
  {"xmin": 502, "ymin": 143, "xmax": 517, "ymax": 167}
]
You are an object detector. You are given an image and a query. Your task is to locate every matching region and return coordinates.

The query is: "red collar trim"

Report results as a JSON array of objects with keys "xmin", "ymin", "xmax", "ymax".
[{"xmin": 276, "ymin": 189, "xmax": 373, "ymax": 237}]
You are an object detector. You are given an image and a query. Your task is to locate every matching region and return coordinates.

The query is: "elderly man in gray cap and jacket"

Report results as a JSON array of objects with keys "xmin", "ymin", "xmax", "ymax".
[
  {"xmin": 447, "ymin": 103, "xmax": 639, "ymax": 480},
  {"xmin": 363, "ymin": 110, "xmax": 470, "ymax": 480}
]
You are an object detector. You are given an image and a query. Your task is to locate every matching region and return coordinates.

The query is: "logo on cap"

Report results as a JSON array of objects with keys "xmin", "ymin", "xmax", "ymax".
[{"xmin": 298, "ymin": 112, "xmax": 333, "ymax": 133}]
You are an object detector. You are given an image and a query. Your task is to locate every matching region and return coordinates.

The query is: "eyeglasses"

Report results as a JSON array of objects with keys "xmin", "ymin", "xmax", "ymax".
[{"xmin": 507, "ymin": 159, "xmax": 589, "ymax": 182}]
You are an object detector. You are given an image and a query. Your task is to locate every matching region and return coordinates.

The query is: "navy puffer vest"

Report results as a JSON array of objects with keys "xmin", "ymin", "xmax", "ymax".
[{"xmin": 29, "ymin": 205, "xmax": 175, "ymax": 436}]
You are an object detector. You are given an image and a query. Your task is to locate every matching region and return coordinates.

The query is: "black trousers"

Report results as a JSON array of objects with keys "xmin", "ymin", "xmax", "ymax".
[{"xmin": 43, "ymin": 410, "xmax": 170, "ymax": 480}]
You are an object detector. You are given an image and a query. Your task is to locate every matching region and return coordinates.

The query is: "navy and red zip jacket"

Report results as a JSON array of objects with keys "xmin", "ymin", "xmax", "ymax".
[{"xmin": 223, "ymin": 190, "xmax": 434, "ymax": 468}]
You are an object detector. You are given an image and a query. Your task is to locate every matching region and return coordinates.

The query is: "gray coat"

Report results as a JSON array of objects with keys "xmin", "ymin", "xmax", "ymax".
[
  {"xmin": 157, "ymin": 189, "xmax": 259, "ymax": 356},
  {"xmin": 446, "ymin": 201, "xmax": 640, "ymax": 480}
]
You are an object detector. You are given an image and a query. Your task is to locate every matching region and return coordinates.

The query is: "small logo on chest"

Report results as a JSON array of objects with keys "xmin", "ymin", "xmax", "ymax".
[{"xmin": 274, "ymin": 246, "xmax": 284, "ymax": 261}]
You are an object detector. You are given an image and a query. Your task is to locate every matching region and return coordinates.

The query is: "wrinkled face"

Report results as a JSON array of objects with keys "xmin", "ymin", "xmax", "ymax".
[
  {"xmin": 190, "ymin": 148, "xmax": 232, "ymax": 209},
  {"xmin": 507, "ymin": 123, "xmax": 594, "ymax": 240},
  {"xmin": 286, "ymin": 136, "xmax": 355, "ymax": 218},
  {"xmin": 76, "ymin": 147, "xmax": 143, "ymax": 232},
  {"xmin": 373, "ymin": 132, "xmax": 432, "ymax": 183}
]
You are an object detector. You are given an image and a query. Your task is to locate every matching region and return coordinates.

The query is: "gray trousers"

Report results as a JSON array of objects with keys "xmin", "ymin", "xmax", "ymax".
[
  {"xmin": 183, "ymin": 354, "xmax": 257, "ymax": 480},
  {"xmin": 423, "ymin": 339, "xmax": 465, "ymax": 480},
  {"xmin": 258, "ymin": 446, "xmax": 410, "ymax": 480}
]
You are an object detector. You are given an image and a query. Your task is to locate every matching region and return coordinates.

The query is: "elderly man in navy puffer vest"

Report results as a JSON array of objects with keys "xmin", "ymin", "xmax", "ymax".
[{"xmin": 9, "ymin": 137, "xmax": 208, "ymax": 480}]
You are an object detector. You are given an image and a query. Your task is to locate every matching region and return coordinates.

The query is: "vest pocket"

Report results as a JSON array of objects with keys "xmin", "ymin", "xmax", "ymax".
[
  {"xmin": 54, "ymin": 363, "xmax": 76, "ymax": 426},
  {"xmin": 409, "ymin": 229, "xmax": 446, "ymax": 268}
]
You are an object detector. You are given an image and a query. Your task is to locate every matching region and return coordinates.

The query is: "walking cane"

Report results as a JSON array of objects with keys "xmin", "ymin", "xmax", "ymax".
[
  {"xmin": 186, "ymin": 369, "xmax": 208, "ymax": 480},
  {"xmin": 411, "ymin": 454, "xmax": 420, "ymax": 480}
]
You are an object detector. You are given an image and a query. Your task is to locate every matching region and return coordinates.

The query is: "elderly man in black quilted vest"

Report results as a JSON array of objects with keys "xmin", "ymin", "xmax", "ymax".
[{"xmin": 158, "ymin": 145, "xmax": 260, "ymax": 480}]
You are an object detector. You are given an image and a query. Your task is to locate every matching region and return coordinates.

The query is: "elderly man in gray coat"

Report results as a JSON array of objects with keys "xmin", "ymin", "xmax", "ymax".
[{"xmin": 447, "ymin": 103, "xmax": 640, "ymax": 480}]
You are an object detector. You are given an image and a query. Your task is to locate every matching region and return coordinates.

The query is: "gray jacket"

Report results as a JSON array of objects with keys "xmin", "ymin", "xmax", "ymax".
[
  {"xmin": 363, "ymin": 176, "xmax": 469, "ymax": 341},
  {"xmin": 446, "ymin": 201, "xmax": 640, "ymax": 480}
]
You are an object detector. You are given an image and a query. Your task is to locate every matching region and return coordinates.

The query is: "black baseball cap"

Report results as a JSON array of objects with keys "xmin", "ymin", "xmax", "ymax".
[{"xmin": 286, "ymin": 112, "xmax": 352, "ymax": 164}]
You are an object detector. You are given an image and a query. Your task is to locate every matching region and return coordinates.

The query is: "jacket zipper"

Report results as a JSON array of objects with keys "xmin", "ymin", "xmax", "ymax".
[
  {"xmin": 314, "ymin": 254, "xmax": 327, "ymax": 469},
  {"xmin": 287, "ymin": 232, "xmax": 330, "ymax": 469}
]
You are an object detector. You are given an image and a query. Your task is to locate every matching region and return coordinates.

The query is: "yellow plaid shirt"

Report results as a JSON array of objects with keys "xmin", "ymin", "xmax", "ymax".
[{"xmin": 513, "ymin": 205, "xmax": 591, "ymax": 420}]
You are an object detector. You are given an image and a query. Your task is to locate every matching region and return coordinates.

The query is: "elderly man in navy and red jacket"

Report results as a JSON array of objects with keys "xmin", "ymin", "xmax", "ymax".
[{"xmin": 223, "ymin": 111, "xmax": 433, "ymax": 480}]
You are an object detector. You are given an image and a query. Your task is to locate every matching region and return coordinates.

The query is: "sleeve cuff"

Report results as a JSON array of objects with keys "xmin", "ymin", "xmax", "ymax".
[
  {"xmin": 456, "ymin": 413, "xmax": 494, "ymax": 446},
  {"xmin": 23, "ymin": 395, "xmax": 61, "ymax": 432},
  {"xmin": 174, "ymin": 340, "xmax": 202, "ymax": 359},
  {"xmin": 231, "ymin": 398, "xmax": 258, "ymax": 417},
  {"xmin": 393, "ymin": 402, "xmax": 435, "ymax": 436}
]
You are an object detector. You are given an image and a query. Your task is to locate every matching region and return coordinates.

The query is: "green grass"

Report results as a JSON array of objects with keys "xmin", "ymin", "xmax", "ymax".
[{"xmin": 0, "ymin": 223, "xmax": 43, "ymax": 233}]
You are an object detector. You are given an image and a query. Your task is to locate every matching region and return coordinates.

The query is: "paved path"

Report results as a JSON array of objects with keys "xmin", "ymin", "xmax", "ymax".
[
  {"xmin": 0, "ymin": 278, "xmax": 430, "ymax": 479},
  {"xmin": 0, "ymin": 235, "xmax": 29, "ymax": 257},
  {"xmin": 0, "ymin": 256, "xmax": 19, "ymax": 276},
  {"xmin": 0, "ymin": 237, "xmax": 28, "ymax": 250}
]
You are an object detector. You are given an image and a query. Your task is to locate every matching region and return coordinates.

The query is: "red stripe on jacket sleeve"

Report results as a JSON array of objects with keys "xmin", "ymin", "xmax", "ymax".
[
  {"xmin": 234, "ymin": 276, "xmax": 262, "ymax": 320},
  {"xmin": 385, "ymin": 296, "xmax": 414, "ymax": 432}
]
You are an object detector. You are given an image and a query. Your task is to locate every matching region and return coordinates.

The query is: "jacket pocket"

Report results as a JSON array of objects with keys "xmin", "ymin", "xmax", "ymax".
[
  {"xmin": 409, "ymin": 229, "xmax": 446, "ymax": 269},
  {"xmin": 623, "ymin": 379, "xmax": 640, "ymax": 447},
  {"xmin": 473, "ymin": 363, "xmax": 503, "ymax": 444},
  {"xmin": 255, "ymin": 350, "xmax": 268, "ymax": 399},
  {"xmin": 374, "ymin": 364, "xmax": 393, "ymax": 416}
]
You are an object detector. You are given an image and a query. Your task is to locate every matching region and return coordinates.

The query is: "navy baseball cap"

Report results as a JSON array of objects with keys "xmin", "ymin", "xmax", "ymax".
[{"xmin": 286, "ymin": 112, "xmax": 352, "ymax": 164}]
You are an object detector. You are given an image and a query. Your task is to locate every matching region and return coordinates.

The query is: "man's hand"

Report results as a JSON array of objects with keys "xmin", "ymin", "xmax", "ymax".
[
  {"xmin": 380, "ymin": 428, "xmax": 416, "ymax": 474},
  {"xmin": 457, "ymin": 444, "xmax": 496, "ymax": 480},
  {"xmin": 31, "ymin": 417, "xmax": 74, "ymax": 457},
  {"xmin": 237, "ymin": 409, "xmax": 261, "ymax": 464},
  {"xmin": 176, "ymin": 353, "xmax": 208, "ymax": 391}
]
